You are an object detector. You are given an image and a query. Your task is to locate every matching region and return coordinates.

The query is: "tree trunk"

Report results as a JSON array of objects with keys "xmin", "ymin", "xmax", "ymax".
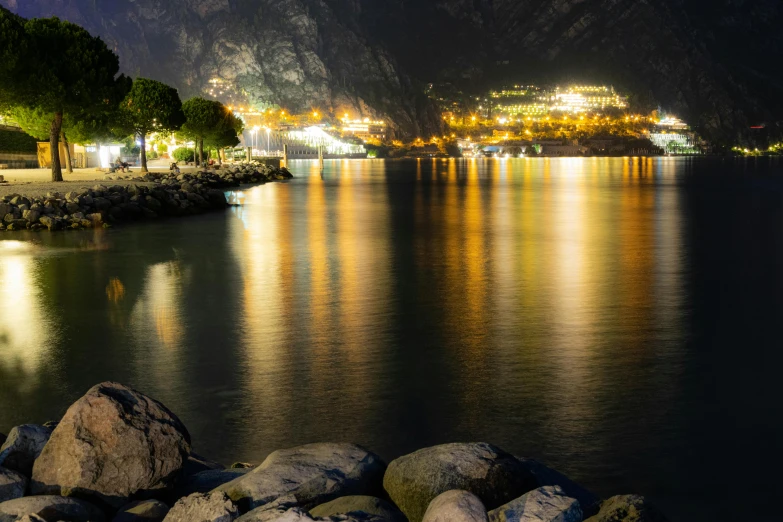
[
  {"xmin": 199, "ymin": 139, "xmax": 204, "ymax": 166},
  {"xmin": 50, "ymin": 112, "xmax": 64, "ymax": 182},
  {"xmin": 61, "ymin": 131, "xmax": 73, "ymax": 173},
  {"xmin": 140, "ymin": 133, "xmax": 148, "ymax": 172}
]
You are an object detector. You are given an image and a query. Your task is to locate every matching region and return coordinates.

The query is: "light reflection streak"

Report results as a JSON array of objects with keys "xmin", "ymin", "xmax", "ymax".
[{"xmin": 0, "ymin": 244, "xmax": 50, "ymax": 379}]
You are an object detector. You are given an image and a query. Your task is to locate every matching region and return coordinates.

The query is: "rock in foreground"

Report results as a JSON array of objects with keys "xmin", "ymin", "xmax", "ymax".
[
  {"xmin": 0, "ymin": 495, "xmax": 105, "ymax": 522},
  {"xmin": 309, "ymin": 495, "xmax": 406, "ymax": 521},
  {"xmin": 0, "ymin": 425, "xmax": 51, "ymax": 477},
  {"xmin": 516, "ymin": 458, "xmax": 599, "ymax": 516},
  {"xmin": 113, "ymin": 499, "xmax": 170, "ymax": 522},
  {"xmin": 422, "ymin": 490, "xmax": 488, "ymax": 522},
  {"xmin": 0, "ymin": 467, "xmax": 27, "ymax": 503},
  {"xmin": 384, "ymin": 442, "xmax": 538, "ymax": 522},
  {"xmin": 1, "ymin": 382, "xmax": 669, "ymax": 522},
  {"xmin": 585, "ymin": 495, "xmax": 669, "ymax": 522},
  {"xmin": 31, "ymin": 382, "xmax": 191, "ymax": 508},
  {"xmin": 163, "ymin": 492, "xmax": 238, "ymax": 522},
  {"xmin": 488, "ymin": 485, "xmax": 581, "ymax": 522},
  {"xmin": 214, "ymin": 443, "xmax": 386, "ymax": 511}
]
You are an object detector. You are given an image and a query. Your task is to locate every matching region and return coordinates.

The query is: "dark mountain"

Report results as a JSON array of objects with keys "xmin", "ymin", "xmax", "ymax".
[{"xmin": 3, "ymin": 0, "xmax": 781, "ymax": 143}]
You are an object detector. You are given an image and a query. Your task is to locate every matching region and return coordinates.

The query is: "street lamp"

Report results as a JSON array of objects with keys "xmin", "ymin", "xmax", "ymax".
[
  {"xmin": 266, "ymin": 127, "xmax": 271, "ymax": 155},
  {"xmin": 251, "ymin": 126, "xmax": 259, "ymax": 156}
]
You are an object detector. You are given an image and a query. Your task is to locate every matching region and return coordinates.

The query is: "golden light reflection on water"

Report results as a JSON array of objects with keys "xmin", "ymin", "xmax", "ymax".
[
  {"xmin": 0, "ymin": 243, "xmax": 51, "ymax": 380},
  {"xmin": 106, "ymin": 277, "xmax": 126, "ymax": 304},
  {"xmin": 130, "ymin": 261, "xmax": 189, "ymax": 392},
  {"xmin": 0, "ymin": 159, "xmax": 690, "ymax": 472}
]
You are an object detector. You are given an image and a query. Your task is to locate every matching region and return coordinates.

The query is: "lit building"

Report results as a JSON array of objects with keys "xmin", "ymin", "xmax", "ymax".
[
  {"xmin": 489, "ymin": 84, "xmax": 629, "ymax": 117},
  {"xmin": 646, "ymin": 131, "xmax": 698, "ymax": 154},
  {"xmin": 340, "ymin": 118, "xmax": 387, "ymax": 142},
  {"xmin": 552, "ymin": 85, "xmax": 628, "ymax": 113},
  {"xmin": 656, "ymin": 115, "xmax": 689, "ymax": 131}
]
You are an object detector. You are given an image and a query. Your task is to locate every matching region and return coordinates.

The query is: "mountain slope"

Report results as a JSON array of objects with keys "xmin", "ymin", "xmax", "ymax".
[
  {"xmin": 3, "ymin": 0, "xmax": 781, "ymax": 142},
  {"xmin": 1, "ymin": 0, "xmax": 441, "ymax": 137}
]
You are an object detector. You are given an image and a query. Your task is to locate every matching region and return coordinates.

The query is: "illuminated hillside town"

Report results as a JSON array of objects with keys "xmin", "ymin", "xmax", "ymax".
[{"xmin": 193, "ymin": 76, "xmax": 708, "ymax": 159}]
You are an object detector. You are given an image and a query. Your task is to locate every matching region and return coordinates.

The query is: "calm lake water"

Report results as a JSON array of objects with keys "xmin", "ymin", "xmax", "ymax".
[{"xmin": 1, "ymin": 158, "xmax": 782, "ymax": 521}]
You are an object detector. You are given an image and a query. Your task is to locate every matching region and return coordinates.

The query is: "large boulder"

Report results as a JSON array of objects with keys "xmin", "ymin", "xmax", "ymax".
[
  {"xmin": 178, "ymin": 469, "xmax": 251, "ymax": 497},
  {"xmin": 384, "ymin": 443, "xmax": 537, "ymax": 522},
  {"xmin": 214, "ymin": 443, "xmax": 385, "ymax": 511},
  {"xmin": 309, "ymin": 496, "xmax": 406, "ymax": 521},
  {"xmin": 0, "ymin": 467, "xmax": 27, "ymax": 502},
  {"xmin": 422, "ymin": 490, "xmax": 488, "ymax": 522},
  {"xmin": 184, "ymin": 453, "xmax": 226, "ymax": 476},
  {"xmin": 0, "ymin": 425, "xmax": 52, "ymax": 476},
  {"xmin": 237, "ymin": 497, "xmax": 386, "ymax": 521},
  {"xmin": 584, "ymin": 495, "xmax": 669, "ymax": 522},
  {"xmin": 113, "ymin": 500, "xmax": 170, "ymax": 522},
  {"xmin": 0, "ymin": 495, "xmax": 105, "ymax": 522},
  {"xmin": 487, "ymin": 486, "xmax": 581, "ymax": 522},
  {"xmin": 516, "ymin": 458, "xmax": 599, "ymax": 516},
  {"xmin": 31, "ymin": 382, "xmax": 192, "ymax": 508},
  {"xmin": 162, "ymin": 492, "xmax": 238, "ymax": 522}
]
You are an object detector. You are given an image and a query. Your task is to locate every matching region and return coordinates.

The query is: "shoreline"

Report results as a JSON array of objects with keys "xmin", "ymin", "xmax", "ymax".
[
  {"xmin": 0, "ymin": 382, "xmax": 669, "ymax": 522},
  {"xmin": 0, "ymin": 162, "xmax": 293, "ymax": 233}
]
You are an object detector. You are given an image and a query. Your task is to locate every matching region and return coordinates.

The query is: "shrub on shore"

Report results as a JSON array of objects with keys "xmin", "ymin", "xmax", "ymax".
[{"xmin": 173, "ymin": 148, "xmax": 195, "ymax": 163}]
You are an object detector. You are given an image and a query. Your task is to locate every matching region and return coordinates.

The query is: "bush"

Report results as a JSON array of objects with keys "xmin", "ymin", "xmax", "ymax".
[
  {"xmin": 157, "ymin": 143, "xmax": 168, "ymax": 153},
  {"xmin": 173, "ymin": 148, "xmax": 195, "ymax": 162},
  {"xmin": 121, "ymin": 145, "xmax": 140, "ymax": 156},
  {"xmin": 147, "ymin": 149, "xmax": 159, "ymax": 160},
  {"xmin": 0, "ymin": 128, "xmax": 38, "ymax": 153}
]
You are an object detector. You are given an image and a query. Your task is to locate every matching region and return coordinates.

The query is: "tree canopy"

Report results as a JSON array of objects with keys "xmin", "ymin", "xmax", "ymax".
[
  {"xmin": 0, "ymin": 10, "xmax": 128, "ymax": 180},
  {"xmin": 181, "ymin": 98, "xmax": 241, "ymax": 165},
  {"xmin": 120, "ymin": 78, "xmax": 185, "ymax": 172},
  {"xmin": 0, "ymin": 7, "xmax": 28, "ymax": 112}
]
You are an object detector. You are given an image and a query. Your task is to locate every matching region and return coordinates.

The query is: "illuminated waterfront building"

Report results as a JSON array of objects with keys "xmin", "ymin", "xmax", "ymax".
[{"xmin": 646, "ymin": 131, "xmax": 698, "ymax": 154}]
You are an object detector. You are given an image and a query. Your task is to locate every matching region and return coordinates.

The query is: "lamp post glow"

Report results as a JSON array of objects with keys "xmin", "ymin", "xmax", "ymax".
[
  {"xmin": 251, "ymin": 126, "xmax": 259, "ymax": 156},
  {"xmin": 266, "ymin": 127, "xmax": 271, "ymax": 155}
]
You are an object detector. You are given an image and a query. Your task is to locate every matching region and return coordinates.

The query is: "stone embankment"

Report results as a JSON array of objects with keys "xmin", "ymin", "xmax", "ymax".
[
  {"xmin": 0, "ymin": 382, "xmax": 669, "ymax": 522},
  {"xmin": 0, "ymin": 162, "xmax": 293, "ymax": 232}
]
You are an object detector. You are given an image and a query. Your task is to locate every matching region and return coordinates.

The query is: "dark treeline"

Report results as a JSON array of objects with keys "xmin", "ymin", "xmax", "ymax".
[{"xmin": 0, "ymin": 7, "xmax": 243, "ymax": 181}]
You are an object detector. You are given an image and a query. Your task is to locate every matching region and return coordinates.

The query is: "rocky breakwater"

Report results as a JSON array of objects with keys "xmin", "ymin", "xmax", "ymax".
[
  {"xmin": 0, "ymin": 382, "xmax": 670, "ymax": 522},
  {"xmin": 0, "ymin": 162, "xmax": 293, "ymax": 233}
]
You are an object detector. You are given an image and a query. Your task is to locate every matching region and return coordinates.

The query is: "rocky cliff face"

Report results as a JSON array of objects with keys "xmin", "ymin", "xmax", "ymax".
[
  {"xmin": 1, "ymin": 0, "xmax": 442, "ymax": 138},
  {"xmin": 3, "ymin": 0, "xmax": 781, "ymax": 142}
]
